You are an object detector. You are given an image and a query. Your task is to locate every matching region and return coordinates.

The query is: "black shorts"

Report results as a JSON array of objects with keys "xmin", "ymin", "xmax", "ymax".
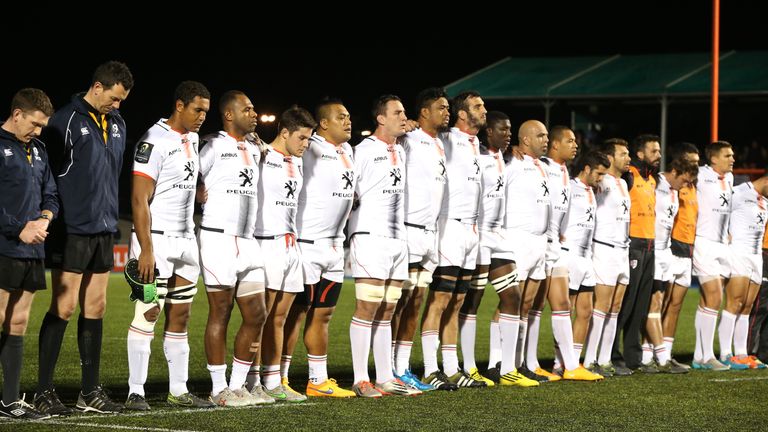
[
  {"xmin": 294, "ymin": 279, "xmax": 343, "ymax": 308},
  {"xmin": 46, "ymin": 231, "xmax": 114, "ymax": 273},
  {"xmin": 0, "ymin": 255, "xmax": 46, "ymax": 292}
]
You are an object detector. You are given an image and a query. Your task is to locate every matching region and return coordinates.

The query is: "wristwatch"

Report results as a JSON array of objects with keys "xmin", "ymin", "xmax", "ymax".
[{"xmin": 39, "ymin": 213, "xmax": 51, "ymax": 221}]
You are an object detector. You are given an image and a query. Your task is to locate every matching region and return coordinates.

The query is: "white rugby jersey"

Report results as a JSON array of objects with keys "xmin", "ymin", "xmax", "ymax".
[
  {"xmin": 561, "ymin": 178, "xmax": 596, "ymax": 254},
  {"xmin": 255, "ymin": 146, "xmax": 303, "ymax": 237},
  {"xmin": 503, "ymin": 155, "xmax": 551, "ymax": 235},
  {"xmin": 729, "ymin": 182, "xmax": 767, "ymax": 255},
  {"xmin": 347, "ymin": 136, "xmax": 406, "ymax": 239},
  {"xmin": 654, "ymin": 173, "xmax": 679, "ymax": 250},
  {"xmin": 696, "ymin": 165, "xmax": 734, "ymax": 244},
  {"xmin": 402, "ymin": 129, "xmax": 446, "ymax": 229},
  {"xmin": 296, "ymin": 134, "xmax": 355, "ymax": 240},
  {"xmin": 593, "ymin": 173, "xmax": 631, "ymax": 248},
  {"xmin": 132, "ymin": 119, "xmax": 198, "ymax": 237},
  {"xmin": 477, "ymin": 147, "xmax": 506, "ymax": 230},
  {"xmin": 198, "ymin": 132, "xmax": 260, "ymax": 238},
  {"xmin": 541, "ymin": 156, "xmax": 571, "ymax": 240},
  {"xmin": 439, "ymin": 127, "xmax": 481, "ymax": 221}
]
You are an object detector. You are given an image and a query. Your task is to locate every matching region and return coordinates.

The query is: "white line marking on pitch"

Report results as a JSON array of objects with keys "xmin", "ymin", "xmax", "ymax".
[
  {"xmin": 708, "ymin": 376, "xmax": 768, "ymax": 382},
  {"xmin": 0, "ymin": 418, "xmax": 199, "ymax": 432}
]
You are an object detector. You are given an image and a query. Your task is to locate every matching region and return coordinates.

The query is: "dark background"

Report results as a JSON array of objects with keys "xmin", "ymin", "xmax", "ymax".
[{"xmin": 3, "ymin": 3, "xmax": 766, "ymax": 215}]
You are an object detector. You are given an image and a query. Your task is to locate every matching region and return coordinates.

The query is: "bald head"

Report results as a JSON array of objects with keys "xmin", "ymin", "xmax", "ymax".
[{"xmin": 518, "ymin": 120, "xmax": 549, "ymax": 157}]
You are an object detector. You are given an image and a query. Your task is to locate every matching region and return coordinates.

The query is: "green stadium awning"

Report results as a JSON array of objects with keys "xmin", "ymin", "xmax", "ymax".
[{"xmin": 445, "ymin": 51, "xmax": 768, "ymax": 100}]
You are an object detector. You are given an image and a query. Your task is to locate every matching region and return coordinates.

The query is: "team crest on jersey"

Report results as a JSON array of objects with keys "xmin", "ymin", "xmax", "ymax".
[
  {"xmin": 630, "ymin": 259, "xmax": 638, "ymax": 269},
  {"xmin": 285, "ymin": 180, "xmax": 298, "ymax": 199},
  {"xmin": 184, "ymin": 161, "xmax": 196, "ymax": 181},
  {"xmin": 111, "ymin": 123, "xmax": 121, "ymax": 138},
  {"xmin": 135, "ymin": 142, "xmax": 154, "ymax": 163}
]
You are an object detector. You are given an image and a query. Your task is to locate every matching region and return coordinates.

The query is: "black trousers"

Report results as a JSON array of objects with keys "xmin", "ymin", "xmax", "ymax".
[
  {"xmin": 748, "ymin": 249, "xmax": 768, "ymax": 362},
  {"xmin": 612, "ymin": 242, "xmax": 654, "ymax": 369}
]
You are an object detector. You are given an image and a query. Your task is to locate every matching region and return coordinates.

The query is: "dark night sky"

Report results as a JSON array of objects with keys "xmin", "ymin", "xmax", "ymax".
[{"xmin": 3, "ymin": 3, "xmax": 765, "ymax": 145}]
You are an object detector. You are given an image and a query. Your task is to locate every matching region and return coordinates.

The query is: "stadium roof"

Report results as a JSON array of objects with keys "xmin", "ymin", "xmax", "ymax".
[{"xmin": 445, "ymin": 51, "xmax": 768, "ymax": 100}]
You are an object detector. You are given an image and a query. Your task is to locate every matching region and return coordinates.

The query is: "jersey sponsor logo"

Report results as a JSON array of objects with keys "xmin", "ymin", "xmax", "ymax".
[
  {"xmin": 266, "ymin": 160, "xmax": 281, "ymax": 169},
  {"xmin": 541, "ymin": 181, "xmax": 550, "ymax": 196},
  {"xmin": 184, "ymin": 161, "xmax": 196, "ymax": 181},
  {"xmin": 390, "ymin": 168, "xmax": 402, "ymax": 186},
  {"xmin": 439, "ymin": 160, "xmax": 446, "ymax": 177},
  {"xmin": 473, "ymin": 158, "xmax": 480, "ymax": 175},
  {"xmin": 560, "ymin": 189, "xmax": 568, "ymax": 205},
  {"xmin": 719, "ymin": 193, "xmax": 729, "ymax": 207},
  {"xmin": 111, "ymin": 123, "xmax": 121, "ymax": 138},
  {"xmin": 240, "ymin": 168, "xmax": 254, "ymax": 187},
  {"xmin": 80, "ymin": 127, "xmax": 90, "ymax": 135},
  {"xmin": 168, "ymin": 148, "xmax": 181, "ymax": 157},
  {"xmin": 135, "ymin": 142, "xmax": 154, "ymax": 163},
  {"xmin": 374, "ymin": 156, "xmax": 388, "ymax": 163},
  {"xmin": 220, "ymin": 152, "xmax": 238, "ymax": 159},
  {"xmin": 666, "ymin": 205, "xmax": 675, "ymax": 218},
  {"xmin": 3, "ymin": 149, "xmax": 11, "ymax": 157},
  {"xmin": 285, "ymin": 180, "xmax": 298, "ymax": 199},
  {"xmin": 342, "ymin": 170, "xmax": 354, "ymax": 190},
  {"xmin": 321, "ymin": 153, "xmax": 338, "ymax": 161},
  {"xmin": 758, "ymin": 213, "xmax": 766, "ymax": 225},
  {"xmin": 495, "ymin": 176, "xmax": 504, "ymax": 192}
]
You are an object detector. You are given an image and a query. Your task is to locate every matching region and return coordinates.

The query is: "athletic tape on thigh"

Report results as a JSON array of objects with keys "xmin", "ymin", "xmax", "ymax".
[
  {"xmin": 471, "ymin": 272, "xmax": 489, "ymax": 290},
  {"xmin": 416, "ymin": 270, "xmax": 433, "ymax": 288},
  {"xmin": 647, "ymin": 312, "xmax": 661, "ymax": 319},
  {"xmin": 355, "ymin": 283, "xmax": 385, "ymax": 302},
  {"xmin": 237, "ymin": 281, "xmax": 265, "ymax": 297},
  {"xmin": 166, "ymin": 282, "xmax": 197, "ymax": 304},
  {"xmin": 384, "ymin": 284, "xmax": 403, "ymax": 303},
  {"xmin": 491, "ymin": 269, "xmax": 520, "ymax": 294},
  {"xmin": 402, "ymin": 271, "xmax": 418, "ymax": 291},
  {"xmin": 550, "ymin": 266, "xmax": 569, "ymax": 278}
]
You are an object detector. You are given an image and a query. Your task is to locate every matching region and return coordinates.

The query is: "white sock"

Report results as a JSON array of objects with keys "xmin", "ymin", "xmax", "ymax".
[
  {"xmin": 442, "ymin": 344, "xmax": 459, "ymax": 376},
  {"xmin": 488, "ymin": 320, "xmax": 502, "ymax": 368},
  {"xmin": 574, "ymin": 343, "xmax": 584, "ymax": 364},
  {"xmin": 700, "ymin": 307, "xmax": 719, "ymax": 361},
  {"xmin": 553, "ymin": 342, "xmax": 563, "ymax": 371},
  {"xmin": 525, "ymin": 310, "xmax": 542, "ymax": 370},
  {"xmin": 372, "ymin": 320, "xmax": 394, "ymax": 384},
  {"xmin": 459, "ymin": 313, "xmax": 478, "ymax": 372},
  {"xmin": 641, "ymin": 342, "xmax": 654, "ymax": 364},
  {"xmin": 207, "ymin": 364, "xmax": 227, "ymax": 395},
  {"xmin": 350, "ymin": 317, "xmax": 372, "ymax": 384},
  {"xmin": 229, "ymin": 357, "xmax": 251, "ymax": 390},
  {"xmin": 308, "ymin": 354, "xmax": 328, "ymax": 384},
  {"xmin": 280, "ymin": 354, "xmax": 292, "ymax": 379},
  {"xmin": 655, "ymin": 345, "xmax": 670, "ymax": 365},
  {"xmin": 663, "ymin": 337, "xmax": 674, "ymax": 356},
  {"xmin": 261, "ymin": 364, "xmax": 280, "ymax": 390},
  {"xmin": 583, "ymin": 310, "xmax": 606, "ymax": 366},
  {"xmin": 597, "ymin": 313, "xmax": 618, "ymax": 366},
  {"xmin": 552, "ymin": 311, "xmax": 578, "ymax": 370},
  {"xmin": 163, "ymin": 331, "xmax": 190, "ymax": 397},
  {"xmin": 718, "ymin": 310, "xmax": 737, "ymax": 360},
  {"xmin": 516, "ymin": 318, "xmax": 528, "ymax": 368},
  {"xmin": 245, "ymin": 365, "xmax": 260, "ymax": 391},
  {"xmin": 734, "ymin": 314, "xmax": 751, "ymax": 356},
  {"xmin": 127, "ymin": 329, "xmax": 153, "ymax": 397},
  {"xmin": 694, "ymin": 308, "xmax": 703, "ymax": 362},
  {"xmin": 499, "ymin": 313, "xmax": 520, "ymax": 375},
  {"xmin": 393, "ymin": 341, "xmax": 413, "ymax": 376},
  {"xmin": 421, "ymin": 330, "xmax": 440, "ymax": 376}
]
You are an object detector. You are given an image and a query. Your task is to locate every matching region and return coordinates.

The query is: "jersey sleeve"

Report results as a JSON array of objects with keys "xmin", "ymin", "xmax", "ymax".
[
  {"xmin": 132, "ymin": 139, "xmax": 162, "ymax": 181},
  {"xmin": 198, "ymin": 138, "xmax": 216, "ymax": 178}
]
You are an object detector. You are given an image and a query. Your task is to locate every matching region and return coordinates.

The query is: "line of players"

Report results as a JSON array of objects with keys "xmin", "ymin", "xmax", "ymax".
[{"xmin": 3, "ymin": 72, "xmax": 765, "ymax": 419}]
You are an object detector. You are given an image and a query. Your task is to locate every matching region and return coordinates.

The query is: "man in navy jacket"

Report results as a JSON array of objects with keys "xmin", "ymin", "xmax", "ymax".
[
  {"xmin": 0, "ymin": 88, "xmax": 57, "ymax": 420},
  {"xmin": 37, "ymin": 61, "xmax": 133, "ymax": 415}
]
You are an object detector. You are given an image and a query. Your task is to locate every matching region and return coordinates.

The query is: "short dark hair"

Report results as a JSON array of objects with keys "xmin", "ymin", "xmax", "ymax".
[
  {"xmin": 218, "ymin": 90, "xmax": 247, "ymax": 115},
  {"xmin": 705, "ymin": 141, "xmax": 732, "ymax": 164},
  {"xmin": 451, "ymin": 90, "xmax": 481, "ymax": 119},
  {"xmin": 315, "ymin": 97, "xmax": 345, "ymax": 123},
  {"xmin": 414, "ymin": 87, "xmax": 447, "ymax": 118},
  {"xmin": 632, "ymin": 134, "xmax": 660, "ymax": 155},
  {"xmin": 550, "ymin": 125, "xmax": 572, "ymax": 143},
  {"xmin": 92, "ymin": 61, "xmax": 134, "ymax": 91},
  {"xmin": 11, "ymin": 88, "xmax": 53, "ymax": 117},
  {"xmin": 174, "ymin": 81, "xmax": 210, "ymax": 106},
  {"xmin": 600, "ymin": 138, "xmax": 629, "ymax": 157},
  {"xmin": 671, "ymin": 142, "xmax": 699, "ymax": 162},
  {"xmin": 485, "ymin": 111, "xmax": 509, "ymax": 129},
  {"xmin": 668, "ymin": 157, "xmax": 699, "ymax": 177},
  {"xmin": 278, "ymin": 106, "xmax": 317, "ymax": 133},
  {"xmin": 573, "ymin": 150, "xmax": 610, "ymax": 175},
  {"xmin": 371, "ymin": 95, "xmax": 401, "ymax": 123}
]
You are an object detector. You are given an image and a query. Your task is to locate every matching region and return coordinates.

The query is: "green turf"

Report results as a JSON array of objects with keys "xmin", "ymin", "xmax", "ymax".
[{"xmin": 3, "ymin": 274, "xmax": 767, "ymax": 431}]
